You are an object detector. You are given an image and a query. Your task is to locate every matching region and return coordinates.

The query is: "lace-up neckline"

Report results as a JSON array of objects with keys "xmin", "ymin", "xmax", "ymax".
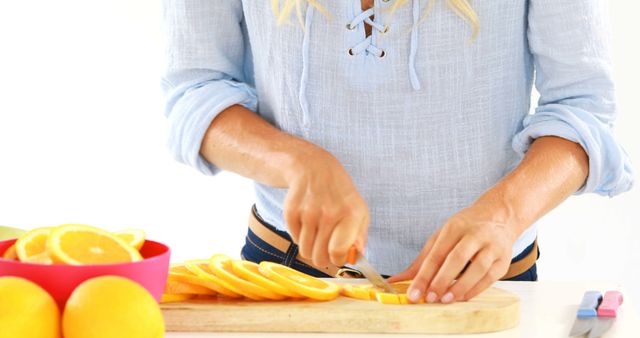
[{"xmin": 346, "ymin": 7, "xmax": 388, "ymax": 58}]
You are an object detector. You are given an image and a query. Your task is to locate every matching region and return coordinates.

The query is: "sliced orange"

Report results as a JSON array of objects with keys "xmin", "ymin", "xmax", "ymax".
[
  {"xmin": 164, "ymin": 278, "xmax": 217, "ymax": 296},
  {"xmin": 114, "ymin": 229, "xmax": 145, "ymax": 250},
  {"xmin": 340, "ymin": 284, "xmax": 371, "ymax": 300},
  {"xmin": 168, "ymin": 263, "xmax": 229, "ymax": 296},
  {"xmin": 15, "ymin": 227, "xmax": 53, "ymax": 264},
  {"xmin": 209, "ymin": 255, "xmax": 285, "ymax": 301},
  {"xmin": 231, "ymin": 260, "xmax": 301, "ymax": 299},
  {"xmin": 258, "ymin": 261, "xmax": 340, "ymax": 301},
  {"xmin": 183, "ymin": 260, "xmax": 247, "ymax": 299},
  {"xmin": 47, "ymin": 224, "xmax": 142, "ymax": 265},
  {"xmin": 364, "ymin": 281, "xmax": 422, "ymax": 304},
  {"xmin": 161, "ymin": 293, "xmax": 194, "ymax": 303},
  {"xmin": 2, "ymin": 244, "xmax": 18, "ymax": 261}
]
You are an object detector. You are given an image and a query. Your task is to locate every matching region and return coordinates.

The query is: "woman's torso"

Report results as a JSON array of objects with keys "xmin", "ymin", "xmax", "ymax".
[{"xmin": 240, "ymin": 0, "xmax": 536, "ymax": 274}]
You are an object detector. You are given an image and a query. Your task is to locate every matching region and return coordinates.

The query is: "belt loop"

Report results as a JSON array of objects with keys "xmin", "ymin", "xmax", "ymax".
[{"xmin": 283, "ymin": 242, "xmax": 299, "ymax": 267}]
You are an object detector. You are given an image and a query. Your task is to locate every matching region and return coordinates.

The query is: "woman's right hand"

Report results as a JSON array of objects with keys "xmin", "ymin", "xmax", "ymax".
[{"xmin": 283, "ymin": 146, "xmax": 369, "ymax": 269}]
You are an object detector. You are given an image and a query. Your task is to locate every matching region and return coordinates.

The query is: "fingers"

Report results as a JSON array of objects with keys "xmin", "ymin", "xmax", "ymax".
[
  {"xmin": 297, "ymin": 209, "xmax": 319, "ymax": 259},
  {"xmin": 442, "ymin": 248, "xmax": 497, "ymax": 303},
  {"xmin": 427, "ymin": 236, "xmax": 483, "ymax": 303},
  {"xmin": 311, "ymin": 213, "xmax": 335, "ymax": 267},
  {"xmin": 461, "ymin": 261, "xmax": 508, "ymax": 301},
  {"xmin": 407, "ymin": 225, "xmax": 462, "ymax": 303},
  {"xmin": 283, "ymin": 187, "xmax": 305, "ymax": 243},
  {"xmin": 388, "ymin": 229, "xmax": 440, "ymax": 283}
]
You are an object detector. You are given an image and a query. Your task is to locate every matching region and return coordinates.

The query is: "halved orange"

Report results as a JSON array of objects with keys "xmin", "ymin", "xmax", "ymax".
[
  {"xmin": 2, "ymin": 244, "xmax": 18, "ymax": 261},
  {"xmin": 164, "ymin": 278, "xmax": 217, "ymax": 296},
  {"xmin": 161, "ymin": 293, "xmax": 194, "ymax": 303},
  {"xmin": 114, "ymin": 229, "xmax": 145, "ymax": 250},
  {"xmin": 258, "ymin": 261, "xmax": 340, "ymax": 301},
  {"xmin": 340, "ymin": 284, "xmax": 371, "ymax": 300},
  {"xmin": 47, "ymin": 224, "xmax": 142, "ymax": 265},
  {"xmin": 209, "ymin": 255, "xmax": 285, "ymax": 300},
  {"xmin": 183, "ymin": 260, "xmax": 248, "ymax": 299},
  {"xmin": 168, "ymin": 263, "xmax": 231, "ymax": 296},
  {"xmin": 15, "ymin": 227, "xmax": 53, "ymax": 264},
  {"xmin": 231, "ymin": 260, "xmax": 301, "ymax": 299}
]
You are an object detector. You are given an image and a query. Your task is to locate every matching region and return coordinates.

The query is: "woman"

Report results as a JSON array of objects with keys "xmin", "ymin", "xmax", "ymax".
[{"xmin": 162, "ymin": 0, "xmax": 634, "ymax": 304}]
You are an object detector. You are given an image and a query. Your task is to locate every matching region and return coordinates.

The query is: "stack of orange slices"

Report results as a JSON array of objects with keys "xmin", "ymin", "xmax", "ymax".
[
  {"xmin": 161, "ymin": 255, "xmax": 417, "ymax": 305},
  {"xmin": 161, "ymin": 255, "xmax": 341, "ymax": 303},
  {"xmin": 1, "ymin": 224, "xmax": 146, "ymax": 265}
]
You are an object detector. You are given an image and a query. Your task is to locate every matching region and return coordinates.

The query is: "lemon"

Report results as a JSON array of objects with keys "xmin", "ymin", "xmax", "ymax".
[
  {"xmin": 63, "ymin": 276, "xmax": 164, "ymax": 338},
  {"xmin": 0, "ymin": 277, "xmax": 61, "ymax": 338}
]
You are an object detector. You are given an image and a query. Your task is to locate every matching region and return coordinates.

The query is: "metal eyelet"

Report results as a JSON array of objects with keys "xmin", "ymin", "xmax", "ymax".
[
  {"xmin": 346, "ymin": 23, "xmax": 356, "ymax": 30},
  {"xmin": 348, "ymin": 48, "xmax": 355, "ymax": 56},
  {"xmin": 378, "ymin": 50, "xmax": 386, "ymax": 58}
]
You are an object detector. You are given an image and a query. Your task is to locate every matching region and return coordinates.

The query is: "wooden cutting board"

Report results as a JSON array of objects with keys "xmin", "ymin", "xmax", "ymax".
[{"xmin": 161, "ymin": 286, "xmax": 519, "ymax": 334}]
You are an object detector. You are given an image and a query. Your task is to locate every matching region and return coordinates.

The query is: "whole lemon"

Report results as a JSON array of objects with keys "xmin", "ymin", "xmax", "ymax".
[
  {"xmin": 63, "ymin": 276, "xmax": 165, "ymax": 338},
  {"xmin": 0, "ymin": 276, "xmax": 61, "ymax": 338}
]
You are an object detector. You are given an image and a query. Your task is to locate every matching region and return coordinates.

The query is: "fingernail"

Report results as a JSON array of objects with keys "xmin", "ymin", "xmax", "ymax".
[
  {"xmin": 426, "ymin": 291, "xmax": 438, "ymax": 303},
  {"xmin": 408, "ymin": 289, "xmax": 422, "ymax": 303},
  {"xmin": 441, "ymin": 292, "xmax": 454, "ymax": 304}
]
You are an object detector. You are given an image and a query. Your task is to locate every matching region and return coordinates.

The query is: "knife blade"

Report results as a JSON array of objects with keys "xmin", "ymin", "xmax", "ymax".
[
  {"xmin": 347, "ymin": 245, "xmax": 397, "ymax": 294},
  {"xmin": 588, "ymin": 291, "xmax": 623, "ymax": 338},
  {"xmin": 569, "ymin": 291, "xmax": 601, "ymax": 337}
]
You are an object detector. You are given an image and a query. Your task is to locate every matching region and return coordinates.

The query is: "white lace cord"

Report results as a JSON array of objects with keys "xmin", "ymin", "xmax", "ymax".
[
  {"xmin": 409, "ymin": 0, "xmax": 421, "ymax": 90},
  {"xmin": 299, "ymin": 4, "xmax": 314, "ymax": 131}
]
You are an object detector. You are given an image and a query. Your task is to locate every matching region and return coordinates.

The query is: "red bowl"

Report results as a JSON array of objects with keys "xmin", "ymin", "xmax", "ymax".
[{"xmin": 0, "ymin": 238, "xmax": 170, "ymax": 310}]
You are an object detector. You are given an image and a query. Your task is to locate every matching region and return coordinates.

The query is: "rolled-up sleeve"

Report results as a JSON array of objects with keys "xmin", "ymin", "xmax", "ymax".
[
  {"xmin": 162, "ymin": 0, "xmax": 258, "ymax": 175},
  {"xmin": 512, "ymin": 0, "xmax": 634, "ymax": 196}
]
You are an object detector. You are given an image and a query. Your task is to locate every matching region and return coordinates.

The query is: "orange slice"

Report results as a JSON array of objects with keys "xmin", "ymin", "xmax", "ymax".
[
  {"xmin": 209, "ymin": 255, "xmax": 284, "ymax": 301},
  {"xmin": 164, "ymin": 278, "xmax": 217, "ymax": 296},
  {"xmin": 15, "ymin": 227, "xmax": 53, "ymax": 264},
  {"xmin": 47, "ymin": 224, "xmax": 142, "ymax": 265},
  {"xmin": 340, "ymin": 284, "xmax": 371, "ymax": 300},
  {"xmin": 364, "ymin": 281, "xmax": 422, "ymax": 304},
  {"xmin": 258, "ymin": 261, "xmax": 340, "ymax": 301},
  {"xmin": 114, "ymin": 229, "xmax": 145, "ymax": 250},
  {"xmin": 161, "ymin": 293, "xmax": 194, "ymax": 303},
  {"xmin": 168, "ymin": 263, "xmax": 230, "ymax": 296},
  {"xmin": 2, "ymin": 244, "xmax": 18, "ymax": 261},
  {"xmin": 183, "ymin": 260, "xmax": 247, "ymax": 299},
  {"xmin": 231, "ymin": 260, "xmax": 301, "ymax": 299}
]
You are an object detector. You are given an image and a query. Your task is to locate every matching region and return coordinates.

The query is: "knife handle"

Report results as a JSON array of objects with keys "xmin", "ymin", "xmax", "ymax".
[
  {"xmin": 577, "ymin": 291, "xmax": 602, "ymax": 318},
  {"xmin": 598, "ymin": 291, "xmax": 623, "ymax": 318},
  {"xmin": 347, "ymin": 241, "xmax": 364, "ymax": 265}
]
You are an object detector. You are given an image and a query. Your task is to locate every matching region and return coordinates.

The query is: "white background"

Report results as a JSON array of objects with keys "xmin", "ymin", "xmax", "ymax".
[{"xmin": 0, "ymin": 1, "xmax": 638, "ymax": 312}]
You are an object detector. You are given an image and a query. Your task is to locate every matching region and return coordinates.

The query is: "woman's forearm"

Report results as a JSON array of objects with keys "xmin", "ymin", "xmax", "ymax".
[
  {"xmin": 200, "ymin": 104, "xmax": 320, "ymax": 188},
  {"xmin": 474, "ymin": 136, "xmax": 590, "ymax": 236}
]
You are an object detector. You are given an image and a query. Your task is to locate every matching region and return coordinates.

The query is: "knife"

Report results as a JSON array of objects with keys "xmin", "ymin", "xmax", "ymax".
[
  {"xmin": 347, "ymin": 244, "xmax": 397, "ymax": 294},
  {"xmin": 588, "ymin": 291, "xmax": 623, "ymax": 338},
  {"xmin": 569, "ymin": 291, "xmax": 602, "ymax": 337}
]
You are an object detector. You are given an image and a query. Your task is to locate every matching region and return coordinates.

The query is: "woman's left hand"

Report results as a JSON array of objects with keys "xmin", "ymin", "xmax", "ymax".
[{"xmin": 388, "ymin": 203, "xmax": 519, "ymax": 304}]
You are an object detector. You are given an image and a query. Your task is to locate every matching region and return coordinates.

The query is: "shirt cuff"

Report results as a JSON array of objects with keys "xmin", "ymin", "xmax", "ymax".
[
  {"xmin": 166, "ymin": 79, "xmax": 258, "ymax": 176},
  {"xmin": 512, "ymin": 109, "xmax": 635, "ymax": 197}
]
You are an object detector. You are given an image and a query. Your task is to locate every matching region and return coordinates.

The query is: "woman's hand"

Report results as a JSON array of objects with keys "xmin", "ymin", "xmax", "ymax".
[
  {"xmin": 389, "ymin": 202, "xmax": 518, "ymax": 304},
  {"xmin": 283, "ymin": 146, "xmax": 369, "ymax": 268}
]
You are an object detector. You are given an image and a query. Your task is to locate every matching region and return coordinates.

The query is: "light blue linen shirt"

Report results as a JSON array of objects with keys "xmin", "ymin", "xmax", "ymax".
[{"xmin": 162, "ymin": 0, "xmax": 634, "ymax": 275}]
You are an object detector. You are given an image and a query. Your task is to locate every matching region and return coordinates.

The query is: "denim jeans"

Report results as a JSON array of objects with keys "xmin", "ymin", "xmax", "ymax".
[{"xmin": 240, "ymin": 208, "xmax": 538, "ymax": 281}]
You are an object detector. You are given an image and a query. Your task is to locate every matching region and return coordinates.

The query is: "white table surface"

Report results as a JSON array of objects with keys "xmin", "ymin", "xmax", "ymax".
[{"xmin": 165, "ymin": 281, "xmax": 639, "ymax": 338}]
